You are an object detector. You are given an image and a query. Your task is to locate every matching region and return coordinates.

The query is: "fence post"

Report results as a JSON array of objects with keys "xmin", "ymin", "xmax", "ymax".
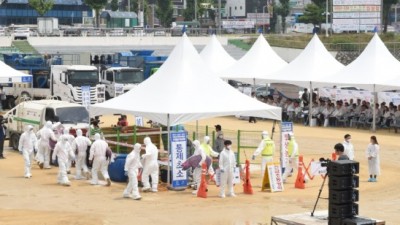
[
  {"xmin": 237, "ymin": 130, "xmax": 241, "ymax": 165},
  {"xmin": 133, "ymin": 125, "xmax": 137, "ymax": 144},
  {"xmin": 205, "ymin": 125, "xmax": 208, "ymax": 136},
  {"xmin": 212, "ymin": 131, "xmax": 215, "ymax": 148},
  {"xmin": 192, "ymin": 131, "xmax": 196, "ymax": 140},
  {"xmin": 116, "ymin": 128, "xmax": 120, "ymax": 154}
]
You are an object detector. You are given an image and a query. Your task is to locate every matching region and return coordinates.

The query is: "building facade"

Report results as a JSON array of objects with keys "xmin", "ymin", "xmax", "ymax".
[
  {"xmin": 225, "ymin": 0, "xmax": 246, "ymax": 18},
  {"xmin": 0, "ymin": 0, "xmax": 93, "ymax": 26}
]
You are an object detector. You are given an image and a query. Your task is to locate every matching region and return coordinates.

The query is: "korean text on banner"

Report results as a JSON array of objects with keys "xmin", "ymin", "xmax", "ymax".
[
  {"xmin": 170, "ymin": 132, "xmax": 188, "ymax": 188},
  {"xmin": 267, "ymin": 162, "xmax": 284, "ymax": 192},
  {"xmin": 81, "ymin": 86, "xmax": 91, "ymax": 109},
  {"xmin": 135, "ymin": 117, "xmax": 143, "ymax": 126},
  {"xmin": 281, "ymin": 122, "xmax": 293, "ymax": 170}
]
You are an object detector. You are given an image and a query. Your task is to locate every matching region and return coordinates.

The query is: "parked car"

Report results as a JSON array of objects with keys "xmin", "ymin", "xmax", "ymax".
[
  {"xmin": 13, "ymin": 27, "xmax": 33, "ymax": 40},
  {"xmin": 109, "ymin": 28, "xmax": 125, "ymax": 36}
]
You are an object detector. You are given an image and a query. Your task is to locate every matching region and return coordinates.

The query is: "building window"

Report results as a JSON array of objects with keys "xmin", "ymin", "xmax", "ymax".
[
  {"xmin": 240, "ymin": 6, "xmax": 242, "ymax": 10},
  {"xmin": 235, "ymin": 6, "xmax": 237, "ymax": 10}
]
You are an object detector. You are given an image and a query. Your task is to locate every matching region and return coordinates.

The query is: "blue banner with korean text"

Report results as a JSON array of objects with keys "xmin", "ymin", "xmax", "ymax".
[{"xmin": 170, "ymin": 131, "xmax": 188, "ymax": 188}]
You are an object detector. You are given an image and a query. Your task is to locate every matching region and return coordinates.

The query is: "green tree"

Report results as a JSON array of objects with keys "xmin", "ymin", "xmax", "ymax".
[
  {"xmin": 156, "ymin": 0, "xmax": 173, "ymax": 27},
  {"xmin": 183, "ymin": 0, "xmax": 195, "ymax": 21},
  {"xmin": 110, "ymin": 0, "xmax": 119, "ymax": 11},
  {"xmin": 28, "ymin": 0, "xmax": 54, "ymax": 16},
  {"xmin": 299, "ymin": 3, "xmax": 324, "ymax": 27},
  {"xmin": 84, "ymin": 0, "xmax": 107, "ymax": 27},
  {"xmin": 276, "ymin": 0, "xmax": 290, "ymax": 33},
  {"xmin": 382, "ymin": 0, "xmax": 399, "ymax": 33},
  {"xmin": 311, "ymin": 0, "xmax": 325, "ymax": 8}
]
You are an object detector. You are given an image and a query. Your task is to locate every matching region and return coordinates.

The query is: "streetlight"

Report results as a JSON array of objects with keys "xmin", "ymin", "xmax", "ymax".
[
  {"xmin": 263, "ymin": 5, "xmax": 268, "ymax": 34},
  {"xmin": 218, "ymin": 0, "xmax": 221, "ymax": 35}
]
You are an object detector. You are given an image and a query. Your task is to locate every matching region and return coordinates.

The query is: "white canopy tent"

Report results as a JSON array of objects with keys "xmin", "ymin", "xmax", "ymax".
[
  {"xmin": 199, "ymin": 35, "xmax": 236, "ymax": 74},
  {"xmin": 220, "ymin": 34, "xmax": 288, "ymax": 85},
  {"xmin": 266, "ymin": 34, "xmax": 344, "ymax": 88},
  {"xmin": 90, "ymin": 34, "xmax": 282, "ymax": 126},
  {"xmin": 0, "ymin": 60, "xmax": 32, "ymax": 83},
  {"xmin": 313, "ymin": 33, "xmax": 400, "ymax": 131},
  {"xmin": 313, "ymin": 33, "xmax": 400, "ymax": 91}
]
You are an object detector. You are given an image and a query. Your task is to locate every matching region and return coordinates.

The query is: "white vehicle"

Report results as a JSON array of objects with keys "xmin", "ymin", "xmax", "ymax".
[
  {"xmin": 5, "ymin": 100, "xmax": 90, "ymax": 150},
  {"xmin": 4, "ymin": 65, "xmax": 104, "ymax": 106},
  {"xmin": 37, "ymin": 17, "xmax": 59, "ymax": 36},
  {"xmin": 13, "ymin": 27, "xmax": 33, "ymax": 40},
  {"xmin": 100, "ymin": 67, "xmax": 144, "ymax": 99}
]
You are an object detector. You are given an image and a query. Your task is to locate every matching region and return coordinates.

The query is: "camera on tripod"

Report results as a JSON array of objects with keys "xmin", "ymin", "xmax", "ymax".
[{"xmin": 319, "ymin": 157, "xmax": 331, "ymax": 168}]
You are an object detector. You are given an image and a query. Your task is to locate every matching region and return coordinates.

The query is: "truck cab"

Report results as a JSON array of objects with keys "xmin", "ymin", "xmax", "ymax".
[
  {"xmin": 5, "ymin": 100, "xmax": 90, "ymax": 150},
  {"xmin": 100, "ymin": 67, "xmax": 144, "ymax": 99}
]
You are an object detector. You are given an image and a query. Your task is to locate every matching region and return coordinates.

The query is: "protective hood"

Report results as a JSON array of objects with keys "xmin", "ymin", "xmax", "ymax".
[
  {"xmin": 193, "ymin": 140, "xmax": 200, "ymax": 149},
  {"xmin": 262, "ymin": 131, "xmax": 269, "ymax": 138},
  {"xmin": 94, "ymin": 133, "xmax": 101, "ymax": 141},
  {"xmin": 63, "ymin": 128, "xmax": 70, "ymax": 135},
  {"xmin": 133, "ymin": 143, "xmax": 141, "ymax": 153},
  {"xmin": 45, "ymin": 121, "xmax": 52, "ymax": 129},
  {"xmin": 144, "ymin": 137, "xmax": 151, "ymax": 145},
  {"xmin": 76, "ymin": 129, "xmax": 83, "ymax": 137},
  {"xmin": 26, "ymin": 125, "xmax": 33, "ymax": 132},
  {"xmin": 204, "ymin": 136, "xmax": 210, "ymax": 144}
]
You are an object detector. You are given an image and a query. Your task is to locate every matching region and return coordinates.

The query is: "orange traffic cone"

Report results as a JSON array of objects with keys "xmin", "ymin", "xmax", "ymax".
[
  {"xmin": 197, "ymin": 163, "xmax": 208, "ymax": 198},
  {"xmin": 243, "ymin": 160, "xmax": 253, "ymax": 194},
  {"xmin": 295, "ymin": 161, "xmax": 305, "ymax": 189}
]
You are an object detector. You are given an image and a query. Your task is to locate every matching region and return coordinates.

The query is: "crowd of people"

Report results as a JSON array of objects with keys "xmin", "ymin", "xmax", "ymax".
[{"xmin": 260, "ymin": 91, "xmax": 400, "ymax": 130}]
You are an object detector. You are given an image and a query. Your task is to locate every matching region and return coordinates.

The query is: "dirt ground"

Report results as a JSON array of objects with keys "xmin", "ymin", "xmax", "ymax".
[{"xmin": 0, "ymin": 115, "xmax": 399, "ymax": 225}]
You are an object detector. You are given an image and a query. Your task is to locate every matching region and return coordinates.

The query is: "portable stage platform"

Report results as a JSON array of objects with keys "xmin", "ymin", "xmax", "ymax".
[{"xmin": 270, "ymin": 211, "xmax": 385, "ymax": 225}]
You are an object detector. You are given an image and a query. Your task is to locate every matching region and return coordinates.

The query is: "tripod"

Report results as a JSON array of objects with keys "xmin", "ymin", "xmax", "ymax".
[{"xmin": 311, "ymin": 172, "xmax": 329, "ymax": 217}]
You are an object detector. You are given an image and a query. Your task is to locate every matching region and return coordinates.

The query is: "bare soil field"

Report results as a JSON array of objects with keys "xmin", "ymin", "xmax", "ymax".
[{"xmin": 0, "ymin": 115, "xmax": 398, "ymax": 225}]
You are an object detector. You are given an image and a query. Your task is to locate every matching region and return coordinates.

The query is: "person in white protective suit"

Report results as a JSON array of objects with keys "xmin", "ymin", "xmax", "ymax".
[
  {"xmin": 123, "ymin": 143, "xmax": 143, "ymax": 200},
  {"xmin": 18, "ymin": 125, "xmax": 38, "ymax": 178},
  {"xmin": 72, "ymin": 129, "xmax": 92, "ymax": 180},
  {"xmin": 366, "ymin": 136, "xmax": 380, "ymax": 182},
  {"xmin": 282, "ymin": 134, "xmax": 299, "ymax": 183},
  {"xmin": 343, "ymin": 134, "xmax": 355, "ymax": 160},
  {"xmin": 36, "ymin": 121, "xmax": 57, "ymax": 169},
  {"xmin": 201, "ymin": 136, "xmax": 219, "ymax": 176},
  {"xmin": 89, "ymin": 133, "xmax": 111, "ymax": 186},
  {"xmin": 252, "ymin": 131, "xmax": 275, "ymax": 176},
  {"xmin": 219, "ymin": 140, "xmax": 237, "ymax": 198},
  {"xmin": 52, "ymin": 135, "xmax": 75, "ymax": 186},
  {"xmin": 141, "ymin": 137, "xmax": 159, "ymax": 192},
  {"xmin": 61, "ymin": 128, "xmax": 75, "ymax": 174},
  {"xmin": 191, "ymin": 140, "xmax": 206, "ymax": 195}
]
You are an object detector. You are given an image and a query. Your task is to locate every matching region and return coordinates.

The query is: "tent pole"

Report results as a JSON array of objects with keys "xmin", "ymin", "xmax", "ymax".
[
  {"xmin": 167, "ymin": 114, "xmax": 171, "ymax": 185},
  {"xmin": 196, "ymin": 120, "xmax": 198, "ymax": 140},
  {"xmin": 309, "ymin": 82, "xmax": 313, "ymax": 127},
  {"xmin": 372, "ymin": 85, "xmax": 376, "ymax": 132}
]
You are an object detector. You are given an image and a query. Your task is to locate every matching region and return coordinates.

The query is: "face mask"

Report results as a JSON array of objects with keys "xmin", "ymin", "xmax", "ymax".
[{"xmin": 226, "ymin": 145, "xmax": 231, "ymax": 150}]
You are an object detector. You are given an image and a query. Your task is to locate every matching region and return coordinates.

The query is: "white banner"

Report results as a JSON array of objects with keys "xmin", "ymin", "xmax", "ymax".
[
  {"xmin": 310, "ymin": 161, "xmax": 327, "ymax": 176},
  {"xmin": 333, "ymin": 5, "xmax": 381, "ymax": 12},
  {"xmin": 222, "ymin": 20, "xmax": 255, "ymax": 29},
  {"xmin": 114, "ymin": 83, "xmax": 124, "ymax": 97},
  {"xmin": 377, "ymin": 92, "xmax": 400, "ymax": 105},
  {"xmin": 333, "ymin": 0, "xmax": 381, "ymax": 5},
  {"xmin": 135, "ymin": 116, "xmax": 143, "ymax": 126},
  {"xmin": 267, "ymin": 162, "xmax": 284, "ymax": 192},
  {"xmin": 319, "ymin": 88, "xmax": 373, "ymax": 103},
  {"xmin": 81, "ymin": 86, "xmax": 91, "ymax": 109},
  {"xmin": 170, "ymin": 132, "xmax": 188, "ymax": 188},
  {"xmin": 280, "ymin": 122, "xmax": 293, "ymax": 170},
  {"xmin": 333, "ymin": 12, "xmax": 380, "ymax": 19}
]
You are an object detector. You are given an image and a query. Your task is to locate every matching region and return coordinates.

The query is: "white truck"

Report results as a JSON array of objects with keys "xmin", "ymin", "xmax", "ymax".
[
  {"xmin": 5, "ymin": 65, "xmax": 105, "ymax": 106},
  {"xmin": 5, "ymin": 100, "xmax": 90, "ymax": 150},
  {"xmin": 100, "ymin": 67, "xmax": 144, "ymax": 99},
  {"xmin": 37, "ymin": 17, "xmax": 59, "ymax": 36}
]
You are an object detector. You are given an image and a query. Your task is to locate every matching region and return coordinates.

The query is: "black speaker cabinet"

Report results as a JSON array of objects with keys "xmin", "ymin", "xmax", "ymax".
[
  {"xmin": 329, "ymin": 189, "xmax": 359, "ymax": 204},
  {"xmin": 329, "ymin": 203, "xmax": 359, "ymax": 218},
  {"xmin": 328, "ymin": 160, "xmax": 360, "ymax": 176},
  {"xmin": 329, "ymin": 175, "xmax": 359, "ymax": 190},
  {"xmin": 342, "ymin": 217, "xmax": 376, "ymax": 225},
  {"xmin": 328, "ymin": 217, "xmax": 343, "ymax": 225}
]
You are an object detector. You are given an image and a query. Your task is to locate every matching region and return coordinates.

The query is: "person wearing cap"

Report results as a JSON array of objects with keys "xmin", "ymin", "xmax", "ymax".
[
  {"xmin": 18, "ymin": 125, "xmax": 38, "ymax": 178},
  {"xmin": 213, "ymin": 125, "xmax": 224, "ymax": 153},
  {"xmin": 342, "ymin": 134, "xmax": 354, "ymax": 160},
  {"xmin": 334, "ymin": 143, "xmax": 349, "ymax": 160},
  {"xmin": 218, "ymin": 140, "xmax": 237, "ymax": 198},
  {"xmin": 282, "ymin": 134, "xmax": 299, "ymax": 183},
  {"xmin": 252, "ymin": 131, "xmax": 275, "ymax": 176}
]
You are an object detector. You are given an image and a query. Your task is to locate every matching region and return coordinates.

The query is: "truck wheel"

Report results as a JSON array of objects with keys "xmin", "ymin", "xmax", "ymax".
[
  {"xmin": 105, "ymin": 92, "xmax": 111, "ymax": 100},
  {"xmin": 10, "ymin": 133, "xmax": 20, "ymax": 151},
  {"xmin": 6, "ymin": 97, "xmax": 16, "ymax": 109},
  {"xmin": 20, "ymin": 92, "xmax": 31, "ymax": 101}
]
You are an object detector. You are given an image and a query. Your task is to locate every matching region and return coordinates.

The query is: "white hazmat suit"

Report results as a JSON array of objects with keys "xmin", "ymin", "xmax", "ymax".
[
  {"xmin": 201, "ymin": 136, "xmax": 219, "ymax": 176},
  {"xmin": 72, "ymin": 129, "xmax": 92, "ymax": 180},
  {"xmin": 366, "ymin": 143, "xmax": 380, "ymax": 180},
  {"xmin": 89, "ymin": 133, "xmax": 111, "ymax": 186},
  {"xmin": 343, "ymin": 140, "xmax": 355, "ymax": 160},
  {"xmin": 282, "ymin": 135, "xmax": 299, "ymax": 182},
  {"xmin": 52, "ymin": 135, "xmax": 75, "ymax": 186},
  {"xmin": 219, "ymin": 145, "xmax": 237, "ymax": 198},
  {"xmin": 36, "ymin": 121, "xmax": 57, "ymax": 169},
  {"xmin": 18, "ymin": 125, "xmax": 38, "ymax": 178},
  {"xmin": 141, "ymin": 137, "xmax": 159, "ymax": 192},
  {"xmin": 192, "ymin": 140, "xmax": 206, "ymax": 195},
  {"xmin": 61, "ymin": 128, "xmax": 75, "ymax": 174},
  {"xmin": 123, "ymin": 143, "xmax": 142, "ymax": 200}
]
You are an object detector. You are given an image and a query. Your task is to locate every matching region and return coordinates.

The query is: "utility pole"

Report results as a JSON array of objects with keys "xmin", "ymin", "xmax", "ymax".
[
  {"xmin": 195, "ymin": 0, "xmax": 197, "ymax": 21},
  {"xmin": 325, "ymin": 0, "xmax": 329, "ymax": 37},
  {"xmin": 218, "ymin": 0, "xmax": 222, "ymax": 35}
]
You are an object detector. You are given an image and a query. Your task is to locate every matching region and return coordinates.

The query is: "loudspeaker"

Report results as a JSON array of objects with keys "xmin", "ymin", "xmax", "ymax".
[
  {"xmin": 329, "ymin": 175, "xmax": 359, "ymax": 190},
  {"xmin": 328, "ymin": 217, "xmax": 343, "ymax": 225},
  {"xmin": 329, "ymin": 203, "xmax": 359, "ymax": 218},
  {"xmin": 341, "ymin": 217, "xmax": 376, "ymax": 225},
  {"xmin": 329, "ymin": 189, "xmax": 359, "ymax": 204},
  {"xmin": 328, "ymin": 160, "xmax": 360, "ymax": 176}
]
